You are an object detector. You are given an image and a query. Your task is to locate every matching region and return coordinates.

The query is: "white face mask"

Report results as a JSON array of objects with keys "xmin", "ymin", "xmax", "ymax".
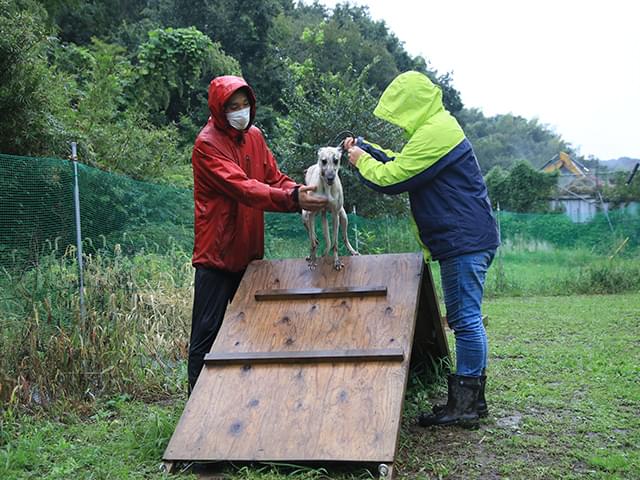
[{"xmin": 226, "ymin": 107, "xmax": 251, "ymax": 130}]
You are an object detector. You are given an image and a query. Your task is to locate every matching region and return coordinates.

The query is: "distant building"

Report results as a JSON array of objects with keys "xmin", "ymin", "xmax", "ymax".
[
  {"xmin": 542, "ymin": 152, "xmax": 597, "ymax": 222},
  {"xmin": 540, "ymin": 153, "xmax": 638, "ymax": 222},
  {"xmin": 540, "ymin": 152, "xmax": 594, "ymax": 189},
  {"xmin": 549, "ymin": 196, "xmax": 601, "ymax": 223}
]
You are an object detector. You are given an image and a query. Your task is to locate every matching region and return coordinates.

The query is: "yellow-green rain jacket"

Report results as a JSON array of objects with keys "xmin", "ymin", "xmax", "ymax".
[{"xmin": 355, "ymin": 71, "xmax": 499, "ymax": 261}]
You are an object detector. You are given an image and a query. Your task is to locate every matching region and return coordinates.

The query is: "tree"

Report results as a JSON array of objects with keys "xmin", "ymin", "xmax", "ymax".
[
  {"xmin": 0, "ymin": 0, "xmax": 69, "ymax": 155},
  {"xmin": 602, "ymin": 168, "xmax": 640, "ymax": 206},
  {"xmin": 485, "ymin": 161, "xmax": 558, "ymax": 212},
  {"xmin": 274, "ymin": 2, "xmax": 463, "ymax": 114},
  {"xmin": 133, "ymin": 26, "xmax": 241, "ymax": 125},
  {"xmin": 172, "ymin": 0, "xmax": 289, "ymax": 113},
  {"xmin": 459, "ymin": 108, "xmax": 575, "ymax": 172},
  {"xmin": 40, "ymin": 0, "xmax": 149, "ymax": 45},
  {"xmin": 54, "ymin": 39, "xmax": 184, "ymax": 179}
]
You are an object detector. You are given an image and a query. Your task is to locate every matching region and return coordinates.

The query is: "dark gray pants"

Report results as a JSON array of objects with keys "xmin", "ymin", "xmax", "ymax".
[{"xmin": 188, "ymin": 267, "xmax": 244, "ymax": 391}]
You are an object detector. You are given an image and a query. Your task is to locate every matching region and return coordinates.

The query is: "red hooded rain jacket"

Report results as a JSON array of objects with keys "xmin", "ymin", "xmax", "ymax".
[{"xmin": 191, "ymin": 76, "xmax": 300, "ymax": 272}]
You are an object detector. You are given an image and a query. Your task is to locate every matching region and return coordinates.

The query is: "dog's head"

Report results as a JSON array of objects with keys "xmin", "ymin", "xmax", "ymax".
[{"xmin": 317, "ymin": 146, "xmax": 342, "ymax": 186}]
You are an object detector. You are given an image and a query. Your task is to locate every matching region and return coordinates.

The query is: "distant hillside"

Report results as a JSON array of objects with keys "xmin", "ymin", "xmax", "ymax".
[{"xmin": 600, "ymin": 157, "xmax": 640, "ymax": 171}]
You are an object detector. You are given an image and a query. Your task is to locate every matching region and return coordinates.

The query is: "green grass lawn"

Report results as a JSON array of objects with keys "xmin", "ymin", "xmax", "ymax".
[
  {"xmin": 399, "ymin": 293, "xmax": 640, "ymax": 479},
  {"xmin": 2, "ymin": 293, "xmax": 638, "ymax": 479}
]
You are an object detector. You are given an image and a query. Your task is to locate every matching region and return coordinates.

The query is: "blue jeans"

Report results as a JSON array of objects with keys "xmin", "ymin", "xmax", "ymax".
[{"xmin": 439, "ymin": 249, "xmax": 495, "ymax": 377}]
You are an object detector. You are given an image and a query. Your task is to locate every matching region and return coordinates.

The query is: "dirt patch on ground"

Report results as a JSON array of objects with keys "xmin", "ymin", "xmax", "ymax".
[{"xmin": 394, "ymin": 405, "xmax": 576, "ymax": 479}]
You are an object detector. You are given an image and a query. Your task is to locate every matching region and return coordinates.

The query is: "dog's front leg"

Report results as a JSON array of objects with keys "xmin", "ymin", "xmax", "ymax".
[
  {"xmin": 303, "ymin": 210, "xmax": 318, "ymax": 269},
  {"xmin": 321, "ymin": 210, "xmax": 330, "ymax": 258},
  {"xmin": 331, "ymin": 211, "xmax": 343, "ymax": 270}
]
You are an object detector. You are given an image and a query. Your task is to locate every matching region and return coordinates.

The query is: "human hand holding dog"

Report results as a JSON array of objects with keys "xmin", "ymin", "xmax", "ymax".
[
  {"xmin": 298, "ymin": 185, "xmax": 328, "ymax": 211},
  {"xmin": 343, "ymin": 137, "xmax": 364, "ymax": 167}
]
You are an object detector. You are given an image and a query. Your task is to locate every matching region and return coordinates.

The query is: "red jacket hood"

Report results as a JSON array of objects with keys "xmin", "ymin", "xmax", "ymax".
[{"xmin": 208, "ymin": 76, "xmax": 257, "ymax": 138}]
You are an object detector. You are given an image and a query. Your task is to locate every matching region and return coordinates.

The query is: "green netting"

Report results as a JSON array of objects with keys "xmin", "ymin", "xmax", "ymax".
[
  {"xmin": 0, "ymin": 154, "xmax": 194, "ymax": 270},
  {"xmin": 496, "ymin": 209, "xmax": 640, "ymax": 252},
  {"xmin": 1, "ymin": 153, "xmax": 638, "ymax": 273},
  {"xmin": 1, "ymin": 154, "xmax": 76, "ymax": 267}
]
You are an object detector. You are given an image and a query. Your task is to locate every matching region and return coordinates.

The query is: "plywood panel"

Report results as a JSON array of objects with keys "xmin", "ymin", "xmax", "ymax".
[
  {"xmin": 164, "ymin": 253, "xmax": 446, "ymax": 467},
  {"xmin": 217, "ymin": 255, "xmax": 419, "ymax": 354},
  {"xmin": 164, "ymin": 363, "xmax": 403, "ymax": 461}
]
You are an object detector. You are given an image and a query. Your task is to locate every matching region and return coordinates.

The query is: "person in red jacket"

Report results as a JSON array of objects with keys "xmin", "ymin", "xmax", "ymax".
[{"xmin": 188, "ymin": 75, "xmax": 327, "ymax": 391}]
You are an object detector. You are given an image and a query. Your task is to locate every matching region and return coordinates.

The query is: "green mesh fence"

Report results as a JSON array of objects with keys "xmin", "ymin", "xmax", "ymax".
[
  {"xmin": 1, "ymin": 153, "xmax": 638, "ymax": 273},
  {"xmin": 496, "ymin": 209, "xmax": 640, "ymax": 252},
  {"xmin": 0, "ymin": 153, "xmax": 193, "ymax": 270}
]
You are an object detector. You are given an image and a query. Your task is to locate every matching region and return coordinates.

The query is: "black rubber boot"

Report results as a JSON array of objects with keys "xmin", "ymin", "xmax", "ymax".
[
  {"xmin": 417, "ymin": 374, "xmax": 481, "ymax": 428},
  {"xmin": 432, "ymin": 372, "xmax": 488, "ymax": 418}
]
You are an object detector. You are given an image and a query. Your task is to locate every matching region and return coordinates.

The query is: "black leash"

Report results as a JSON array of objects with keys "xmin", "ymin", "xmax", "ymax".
[{"xmin": 331, "ymin": 130, "xmax": 356, "ymax": 149}]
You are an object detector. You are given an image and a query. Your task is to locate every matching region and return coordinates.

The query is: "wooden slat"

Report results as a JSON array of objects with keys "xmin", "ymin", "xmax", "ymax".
[
  {"xmin": 254, "ymin": 285, "xmax": 387, "ymax": 301},
  {"xmin": 204, "ymin": 348, "xmax": 404, "ymax": 365}
]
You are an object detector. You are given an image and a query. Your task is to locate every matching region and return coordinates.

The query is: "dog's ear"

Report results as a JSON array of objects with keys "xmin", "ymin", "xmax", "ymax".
[{"xmin": 336, "ymin": 145, "xmax": 344, "ymax": 159}]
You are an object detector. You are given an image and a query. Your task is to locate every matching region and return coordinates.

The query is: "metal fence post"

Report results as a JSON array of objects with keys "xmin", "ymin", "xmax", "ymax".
[{"xmin": 71, "ymin": 142, "xmax": 86, "ymax": 323}]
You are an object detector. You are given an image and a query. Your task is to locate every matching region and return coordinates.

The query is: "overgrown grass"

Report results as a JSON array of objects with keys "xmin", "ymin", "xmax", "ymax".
[
  {"xmin": 0, "ymin": 244, "xmax": 192, "ymax": 406},
  {"xmin": 483, "ymin": 238, "xmax": 640, "ymax": 297}
]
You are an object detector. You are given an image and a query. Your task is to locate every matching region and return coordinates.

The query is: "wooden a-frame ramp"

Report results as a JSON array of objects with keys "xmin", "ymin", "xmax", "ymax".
[{"xmin": 163, "ymin": 253, "xmax": 449, "ymax": 478}]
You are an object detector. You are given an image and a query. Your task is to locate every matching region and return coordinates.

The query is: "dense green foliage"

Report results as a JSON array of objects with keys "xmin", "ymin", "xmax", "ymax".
[
  {"xmin": 0, "ymin": 0, "xmax": 67, "ymax": 155},
  {"xmin": 1, "ymin": 0, "xmax": 590, "ymax": 195},
  {"xmin": 134, "ymin": 26, "xmax": 241, "ymax": 125},
  {"xmin": 602, "ymin": 168, "xmax": 640, "ymax": 205}
]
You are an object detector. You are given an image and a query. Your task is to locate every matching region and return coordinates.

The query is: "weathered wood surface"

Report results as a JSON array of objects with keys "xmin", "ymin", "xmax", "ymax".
[
  {"xmin": 204, "ymin": 347, "xmax": 405, "ymax": 365},
  {"xmin": 163, "ymin": 253, "xmax": 446, "ymax": 466}
]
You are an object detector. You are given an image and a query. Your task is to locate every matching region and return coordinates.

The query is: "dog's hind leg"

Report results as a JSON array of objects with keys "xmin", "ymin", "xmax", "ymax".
[{"xmin": 339, "ymin": 207, "xmax": 359, "ymax": 256}]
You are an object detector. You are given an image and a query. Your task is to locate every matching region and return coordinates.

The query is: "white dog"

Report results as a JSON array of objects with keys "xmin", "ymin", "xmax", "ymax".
[{"xmin": 302, "ymin": 146, "xmax": 359, "ymax": 270}]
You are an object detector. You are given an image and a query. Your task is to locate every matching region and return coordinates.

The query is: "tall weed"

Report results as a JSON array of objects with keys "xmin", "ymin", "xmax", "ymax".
[
  {"xmin": 0, "ymin": 243, "xmax": 192, "ymax": 408},
  {"xmin": 567, "ymin": 260, "xmax": 640, "ymax": 294}
]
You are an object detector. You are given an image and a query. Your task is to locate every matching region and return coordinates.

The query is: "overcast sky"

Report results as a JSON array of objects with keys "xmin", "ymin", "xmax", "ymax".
[{"xmin": 312, "ymin": 0, "xmax": 639, "ymax": 160}]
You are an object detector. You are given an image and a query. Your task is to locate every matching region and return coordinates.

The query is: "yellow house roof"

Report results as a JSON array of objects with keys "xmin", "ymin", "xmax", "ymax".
[{"xmin": 541, "ymin": 152, "xmax": 586, "ymax": 177}]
